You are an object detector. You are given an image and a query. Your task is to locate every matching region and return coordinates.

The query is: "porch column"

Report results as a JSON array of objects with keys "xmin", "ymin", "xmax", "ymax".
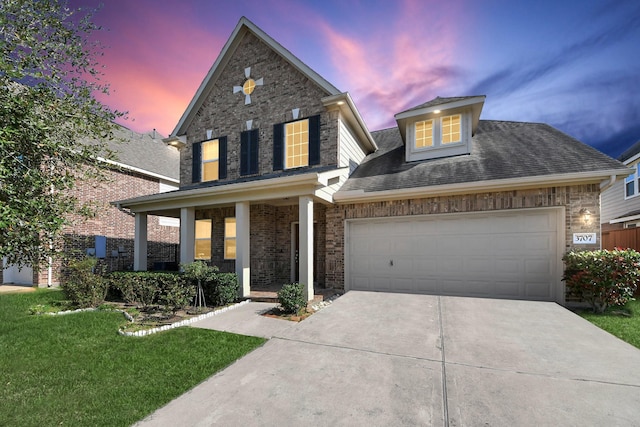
[
  {"xmin": 299, "ymin": 196, "xmax": 314, "ymax": 301},
  {"xmin": 133, "ymin": 212, "xmax": 148, "ymax": 271},
  {"xmin": 236, "ymin": 201, "xmax": 251, "ymax": 297},
  {"xmin": 180, "ymin": 207, "xmax": 195, "ymax": 265}
]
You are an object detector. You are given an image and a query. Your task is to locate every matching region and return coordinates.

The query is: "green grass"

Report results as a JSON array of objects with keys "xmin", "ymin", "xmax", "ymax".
[
  {"xmin": 0, "ymin": 290, "xmax": 266, "ymax": 427},
  {"xmin": 579, "ymin": 299, "xmax": 640, "ymax": 349}
]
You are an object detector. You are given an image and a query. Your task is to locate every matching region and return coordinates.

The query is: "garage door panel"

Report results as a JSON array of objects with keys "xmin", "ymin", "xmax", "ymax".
[
  {"xmin": 524, "ymin": 281, "xmax": 553, "ymax": 299},
  {"xmin": 348, "ymin": 209, "xmax": 561, "ymax": 301}
]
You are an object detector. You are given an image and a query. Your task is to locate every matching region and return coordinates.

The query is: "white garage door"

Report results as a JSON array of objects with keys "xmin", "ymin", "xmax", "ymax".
[{"xmin": 346, "ymin": 208, "xmax": 563, "ymax": 302}]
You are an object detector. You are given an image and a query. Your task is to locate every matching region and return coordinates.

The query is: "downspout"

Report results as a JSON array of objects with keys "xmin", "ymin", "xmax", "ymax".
[{"xmin": 599, "ymin": 174, "xmax": 617, "ymax": 192}]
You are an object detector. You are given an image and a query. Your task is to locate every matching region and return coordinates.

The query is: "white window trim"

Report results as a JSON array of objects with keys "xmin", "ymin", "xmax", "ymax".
[
  {"xmin": 624, "ymin": 164, "xmax": 640, "ymax": 200},
  {"xmin": 412, "ymin": 113, "xmax": 464, "ymax": 152}
]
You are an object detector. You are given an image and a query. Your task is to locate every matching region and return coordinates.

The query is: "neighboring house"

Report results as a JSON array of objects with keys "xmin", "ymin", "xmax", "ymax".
[
  {"xmin": 600, "ymin": 140, "xmax": 640, "ymax": 248},
  {"xmin": 1, "ymin": 126, "xmax": 180, "ymax": 286},
  {"xmin": 116, "ymin": 17, "xmax": 628, "ymax": 304}
]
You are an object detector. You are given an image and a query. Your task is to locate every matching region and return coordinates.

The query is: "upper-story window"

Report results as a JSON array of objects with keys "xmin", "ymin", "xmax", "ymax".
[
  {"xmin": 625, "ymin": 164, "xmax": 640, "ymax": 199},
  {"xmin": 192, "ymin": 137, "xmax": 227, "ymax": 184},
  {"xmin": 414, "ymin": 114, "xmax": 462, "ymax": 151},
  {"xmin": 285, "ymin": 119, "xmax": 309, "ymax": 168},
  {"xmin": 415, "ymin": 119, "xmax": 433, "ymax": 148},
  {"xmin": 273, "ymin": 115, "xmax": 320, "ymax": 171},
  {"xmin": 202, "ymin": 139, "xmax": 219, "ymax": 181},
  {"xmin": 441, "ymin": 114, "xmax": 461, "ymax": 144}
]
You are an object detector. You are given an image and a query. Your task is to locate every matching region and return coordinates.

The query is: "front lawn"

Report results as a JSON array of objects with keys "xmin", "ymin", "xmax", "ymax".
[
  {"xmin": 0, "ymin": 290, "xmax": 266, "ymax": 427},
  {"xmin": 579, "ymin": 299, "xmax": 640, "ymax": 349}
]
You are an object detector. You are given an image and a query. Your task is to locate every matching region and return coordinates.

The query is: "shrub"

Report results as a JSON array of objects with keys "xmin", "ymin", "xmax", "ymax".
[
  {"xmin": 278, "ymin": 283, "xmax": 306, "ymax": 314},
  {"xmin": 210, "ymin": 273, "xmax": 239, "ymax": 307},
  {"xmin": 563, "ymin": 248, "xmax": 640, "ymax": 313},
  {"xmin": 61, "ymin": 257, "xmax": 108, "ymax": 308},
  {"xmin": 182, "ymin": 261, "xmax": 217, "ymax": 308},
  {"xmin": 108, "ymin": 271, "xmax": 160, "ymax": 308},
  {"xmin": 156, "ymin": 273, "xmax": 195, "ymax": 313}
]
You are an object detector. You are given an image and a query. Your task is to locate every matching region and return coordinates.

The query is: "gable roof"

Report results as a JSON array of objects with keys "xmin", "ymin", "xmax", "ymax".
[
  {"xmin": 396, "ymin": 96, "xmax": 485, "ymax": 115},
  {"xmin": 335, "ymin": 120, "xmax": 629, "ymax": 201},
  {"xmin": 87, "ymin": 125, "xmax": 180, "ymax": 182},
  {"xmin": 172, "ymin": 17, "xmax": 341, "ymax": 138},
  {"xmin": 618, "ymin": 140, "xmax": 640, "ymax": 163}
]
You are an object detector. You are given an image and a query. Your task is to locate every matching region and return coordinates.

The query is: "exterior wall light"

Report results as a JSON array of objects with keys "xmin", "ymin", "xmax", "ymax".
[{"xmin": 580, "ymin": 208, "xmax": 592, "ymax": 224}]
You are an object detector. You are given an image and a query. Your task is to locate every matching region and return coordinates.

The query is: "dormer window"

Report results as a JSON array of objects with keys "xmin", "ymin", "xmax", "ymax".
[
  {"xmin": 396, "ymin": 96, "xmax": 485, "ymax": 162},
  {"xmin": 415, "ymin": 120, "xmax": 434, "ymax": 148},
  {"xmin": 441, "ymin": 114, "xmax": 461, "ymax": 144}
]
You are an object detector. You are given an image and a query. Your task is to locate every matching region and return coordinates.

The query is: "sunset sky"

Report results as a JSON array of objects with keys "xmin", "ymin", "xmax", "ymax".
[{"xmin": 70, "ymin": 0, "xmax": 640, "ymax": 158}]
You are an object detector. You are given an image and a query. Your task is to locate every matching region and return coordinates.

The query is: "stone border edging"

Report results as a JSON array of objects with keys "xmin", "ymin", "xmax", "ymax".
[{"xmin": 118, "ymin": 299, "xmax": 251, "ymax": 337}]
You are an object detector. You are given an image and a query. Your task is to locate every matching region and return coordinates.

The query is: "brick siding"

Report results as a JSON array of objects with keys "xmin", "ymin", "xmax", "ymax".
[
  {"xmin": 31, "ymin": 166, "xmax": 179, "ymax": 286},
  {"xmin": 324, "ymin": 185, "xmax": 601, "ymax": 289},
  {"xmin": 182, "ymin": 32, "xmax": 339, "ymax": 186}
]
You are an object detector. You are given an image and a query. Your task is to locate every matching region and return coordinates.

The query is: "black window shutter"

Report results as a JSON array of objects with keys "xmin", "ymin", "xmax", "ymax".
[
  {"xmin": 249, "ymin": 129, "xmax": 259, "ymax": 174},
  {"xmin": 273, "ymin": 123, "xmax": 284, "ymax": 171},
  {"xmin": 241, "ymin": 130, "xmax": 260, "ymax": 176},
  {"xmin": 308, "ymin": 115, "xmax": 321, "ymax": 165},
  {"xmin": 240, "ymin": 131, "xmax": 249, "ymax": 176},
  {"xmin": 192, "ymin": 141, "xmax": 202, "ymax": 183},
  {"xmin": 218, "ymin": 136, "xmax": 227, "ymax": 179}
]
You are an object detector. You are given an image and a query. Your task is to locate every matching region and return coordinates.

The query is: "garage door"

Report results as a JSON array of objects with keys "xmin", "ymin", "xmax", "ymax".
[{"xmin": 346, "ymin": 208, "xmax": 563, "ymax": 302}]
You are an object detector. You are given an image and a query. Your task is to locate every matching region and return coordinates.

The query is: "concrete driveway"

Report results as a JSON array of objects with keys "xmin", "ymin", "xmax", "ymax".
[{"xmin": 135, "ymin": 291, "xmax": 640, "ymax": 426}]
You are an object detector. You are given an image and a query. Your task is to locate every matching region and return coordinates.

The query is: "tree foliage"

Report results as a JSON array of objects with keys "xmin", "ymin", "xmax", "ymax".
[{"xmin": 0, "ymin": 0, "xmax": 122, "ymax": 268}]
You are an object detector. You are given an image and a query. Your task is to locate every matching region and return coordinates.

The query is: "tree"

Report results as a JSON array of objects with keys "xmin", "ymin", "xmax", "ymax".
[{"xmin": 0, "ymin": 0, "xmax": 122, "ymax": 269}]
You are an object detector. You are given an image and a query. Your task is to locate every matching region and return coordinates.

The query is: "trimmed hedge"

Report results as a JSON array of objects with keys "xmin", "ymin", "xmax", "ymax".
[
  {"xmin": 563, "ymin": 248, "xmax": 640, "ymax": 313},
  {"xmin": 182, "ymin": 262, "xmax": 239, "ymax": 308}
]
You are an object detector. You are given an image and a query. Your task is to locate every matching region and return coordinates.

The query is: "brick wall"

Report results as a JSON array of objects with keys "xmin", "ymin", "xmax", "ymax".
[
  {"xmin": 182, "ymin": 32, "xmax": 339, "ymax": 186},
  {"xmin": 33, "ymin": 166, "xmax": 179, "ymax": 286},
  {"xmin": 324, "ymin": 185, "xmax": 601, "ymax": 289},
  {"xmin": 195, "ymin": 202, "xmax": 327, "ymax": 289}
]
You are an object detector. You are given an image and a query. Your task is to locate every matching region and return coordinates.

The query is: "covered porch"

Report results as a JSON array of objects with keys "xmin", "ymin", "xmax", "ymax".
[{"xmin": 115, "ymin": 170, "xmax": 345, "ymax": 301}]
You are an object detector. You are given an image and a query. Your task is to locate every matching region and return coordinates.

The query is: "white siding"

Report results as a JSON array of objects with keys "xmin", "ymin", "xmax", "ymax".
[
  {"xmin": 601, "ymin": 165, "xmax": 640, "ymax": 224},
  {"xmin": 158, "ymin": 180, "xmax": 180, "ymax": 227},
  {"xmin": 338, "ymin": 118, "xmax": 366, "ymax": 175}
]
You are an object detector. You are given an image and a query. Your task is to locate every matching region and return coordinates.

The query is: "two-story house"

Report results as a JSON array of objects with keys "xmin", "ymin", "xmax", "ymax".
[
  {"xmin": 2, "ymin": 125, "xmax": 180, "ymax": 287},
  {"xmin": 116, "ymin": 17, "xmax": 629, "ymax": 304},
  {"xmin": 601, "ymin": 140, "xmax": 640, "ymax": 248}
]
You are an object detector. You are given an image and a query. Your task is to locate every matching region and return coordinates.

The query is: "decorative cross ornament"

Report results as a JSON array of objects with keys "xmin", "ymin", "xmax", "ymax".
[{"xmin": 233, "ymin": 67, "xmax": 263, "ymax": 105}]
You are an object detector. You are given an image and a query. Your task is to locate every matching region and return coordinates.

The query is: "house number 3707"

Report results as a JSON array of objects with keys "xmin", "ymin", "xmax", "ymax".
[{"xmin": 573, "ymin": 233, "xmax": 596, "ymax": 244}]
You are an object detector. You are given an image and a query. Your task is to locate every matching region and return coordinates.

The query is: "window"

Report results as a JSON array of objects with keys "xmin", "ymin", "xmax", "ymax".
[
  {"xmin": 224, "ymin": 218, "xmax": 236, "ymax": 260},
  {"xmin": 413, "ymin": 114, "xmax": 462, "ymax": 151},
  {"xmin": 195, "ymin": 219, "xmax": 211, "ymax": 260},
  {"xmin": 625, "ymin": 165, "xmax": 640, "ymax": 199},
  {"xmin": 415, "ymin": 120, "xmax": 434, "ymax": 148},
  {"xmin": 192, "ymin": 137, "xmax": 227, "ymax": 183},
  {"xmin": 273, "ymin": 115, "xmax": 319, "ymax": 171},
  {"xmin": 202, "ymin": 140, "xmax": 219, "ymax": 181},
  {"xmin": 285, "ymin": 119, "xmax": 309, "ymax": 169},
  {"xmin": 441, "ymin": 114, "xmax": 461, "ymax": 144}
]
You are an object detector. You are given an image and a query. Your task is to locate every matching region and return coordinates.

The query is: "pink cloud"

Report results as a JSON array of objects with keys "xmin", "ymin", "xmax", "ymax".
[
  {"xmin": 90, "ymin": 1, "xmax": 227, "ymax": 136},
  {"xmin": 314, "ymin": 0, "xmax": 465, "ymax": 130}
]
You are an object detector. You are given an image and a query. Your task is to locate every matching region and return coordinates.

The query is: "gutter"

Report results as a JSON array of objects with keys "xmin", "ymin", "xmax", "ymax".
[{"xmin": 334, "ymin": 169, "xmax": 632, "ymax": 203}]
